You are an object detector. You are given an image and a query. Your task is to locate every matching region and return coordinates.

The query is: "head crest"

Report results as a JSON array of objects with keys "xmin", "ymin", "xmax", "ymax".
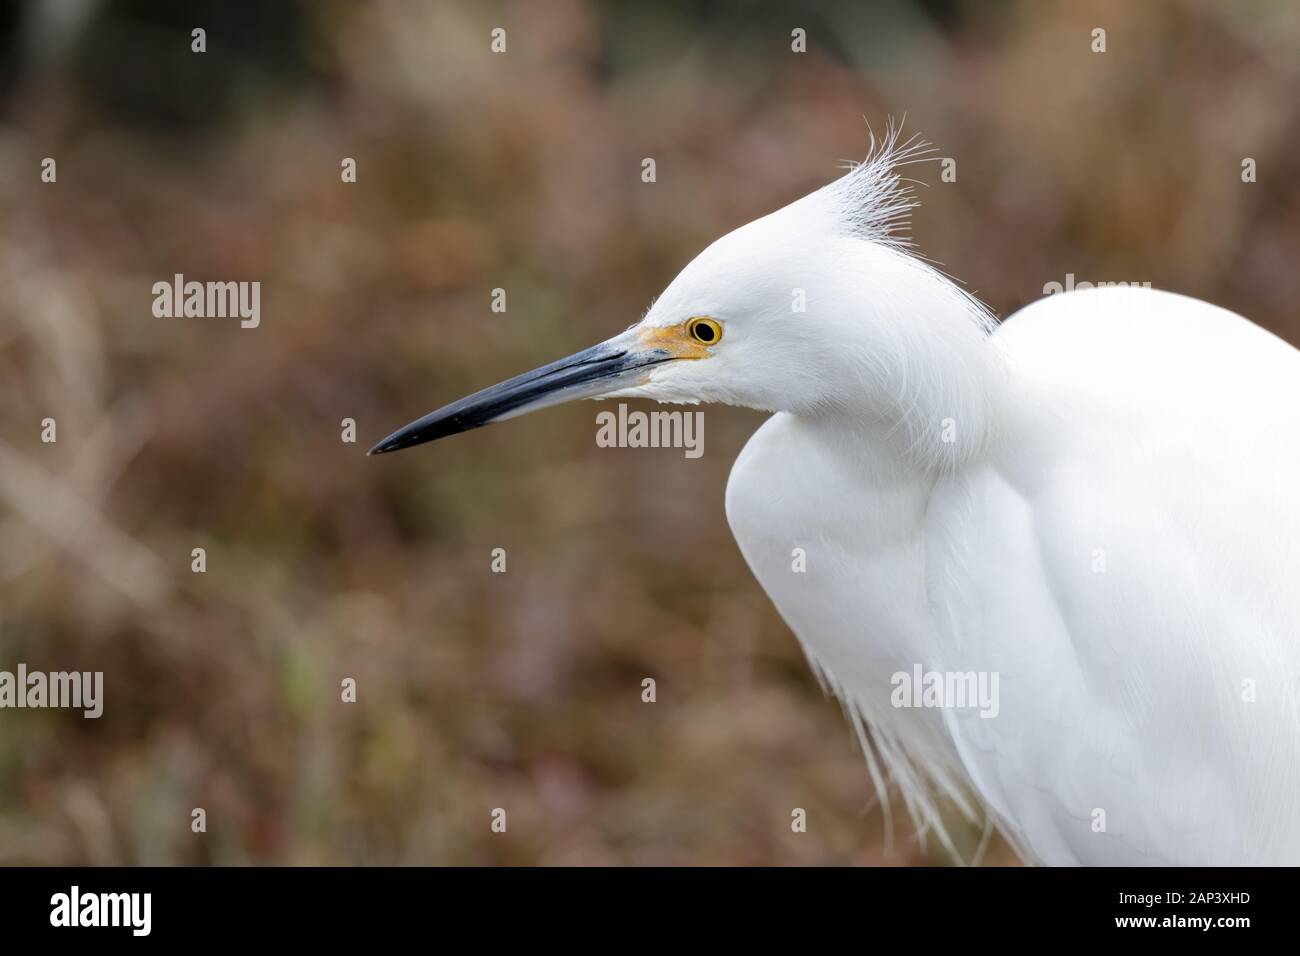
[{"xmin": 790, "ymin": 120, "xmax": 936, "ymax": 251}]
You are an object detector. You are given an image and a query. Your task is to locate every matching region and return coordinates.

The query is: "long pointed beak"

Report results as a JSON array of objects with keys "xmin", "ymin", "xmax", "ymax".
[{"xmin": 369, "ymin": 328, "xmax": 668, "ymax": 455}]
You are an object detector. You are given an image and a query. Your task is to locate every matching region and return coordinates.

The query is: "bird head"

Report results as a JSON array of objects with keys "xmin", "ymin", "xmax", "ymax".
[{"xmin": 369, "ymin": 128, "xmax": 994, "ymax": 458}]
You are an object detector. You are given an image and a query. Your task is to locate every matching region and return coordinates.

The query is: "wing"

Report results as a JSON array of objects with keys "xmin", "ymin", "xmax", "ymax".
[{"xmin": 927, "ymin": 287, "xmax": 1300, "ymax": 864}]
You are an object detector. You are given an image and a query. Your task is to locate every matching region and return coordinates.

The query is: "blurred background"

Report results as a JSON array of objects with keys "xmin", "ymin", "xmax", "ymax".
[{"xmin": 1, "ymin": 0, "xmax": 1297, "ymax": 865}]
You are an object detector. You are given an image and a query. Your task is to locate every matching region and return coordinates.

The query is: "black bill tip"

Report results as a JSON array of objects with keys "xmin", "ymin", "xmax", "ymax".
[{"xmin": 367, "ymin": 405, "xmax": 493, "ymax": 456}]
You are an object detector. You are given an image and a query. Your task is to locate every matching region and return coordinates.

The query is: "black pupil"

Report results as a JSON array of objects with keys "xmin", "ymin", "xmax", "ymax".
[{"xmin": 695, "ymin": 323, "xmax": 715, "ymax": 342}]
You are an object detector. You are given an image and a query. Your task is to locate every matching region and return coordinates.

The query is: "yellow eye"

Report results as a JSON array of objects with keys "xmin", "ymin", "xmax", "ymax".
[{"xmin": 687, "ymin": 316, "xmax": 722, "ymax": 345}]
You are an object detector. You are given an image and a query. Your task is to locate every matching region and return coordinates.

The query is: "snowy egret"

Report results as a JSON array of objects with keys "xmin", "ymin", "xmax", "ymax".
[{"xmin": 371, "ymin": 130, "xmax": 1300, "ymax": 866}]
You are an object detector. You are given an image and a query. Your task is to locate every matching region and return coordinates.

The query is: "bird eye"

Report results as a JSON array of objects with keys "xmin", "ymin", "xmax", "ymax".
[{"xmin": 687, "ymin": 316, "xmax": 722, "ymax": 345}]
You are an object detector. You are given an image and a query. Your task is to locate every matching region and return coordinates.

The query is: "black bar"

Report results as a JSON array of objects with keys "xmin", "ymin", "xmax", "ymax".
[{"xmin": 0, "ymin": 866, "xmax": 1281, "ymax": 941}]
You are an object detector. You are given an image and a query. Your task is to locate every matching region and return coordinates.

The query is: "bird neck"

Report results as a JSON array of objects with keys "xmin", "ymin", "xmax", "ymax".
[{"xmin": 825, "ymin": 247, "xmax": 1004, "ymax": 472}]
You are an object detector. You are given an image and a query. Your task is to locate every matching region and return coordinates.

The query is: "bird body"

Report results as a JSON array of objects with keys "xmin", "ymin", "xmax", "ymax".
[
  {"xmin": 372, "ymin": 132, "xmax": 1300, "ymax": 865},
  {"xmin": 727, "ymin": 285, "xmax": 1300, "ymax": 865}
]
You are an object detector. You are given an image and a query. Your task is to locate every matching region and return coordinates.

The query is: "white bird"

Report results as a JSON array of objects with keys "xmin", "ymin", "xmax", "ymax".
[{"xmin": 371, "ymin": 129, "xmax": 1300, "ymax": 866}]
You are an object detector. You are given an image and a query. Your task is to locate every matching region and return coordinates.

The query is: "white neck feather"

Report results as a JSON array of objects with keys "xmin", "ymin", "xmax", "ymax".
[{"xmin": 810, "ymin": 241, "xmax": 1005, "ymax": 473}]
